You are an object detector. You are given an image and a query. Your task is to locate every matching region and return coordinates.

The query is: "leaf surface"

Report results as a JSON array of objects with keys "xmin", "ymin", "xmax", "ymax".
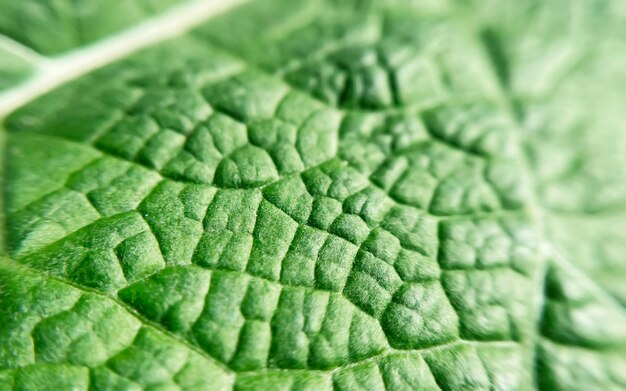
[{"xmin": 1, "ymin": 1, "xmax": 625, "ymax": 390}]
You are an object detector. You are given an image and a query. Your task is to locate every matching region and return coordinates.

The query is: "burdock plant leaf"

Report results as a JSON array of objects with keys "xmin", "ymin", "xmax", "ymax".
[{"xmin": 1, "ymin": 1, "xmax": 625, "ymax": 390}]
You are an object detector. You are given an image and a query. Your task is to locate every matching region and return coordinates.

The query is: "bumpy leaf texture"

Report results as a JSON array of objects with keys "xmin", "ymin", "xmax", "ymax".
[{"xmin": 1, "ymin": 0, "xmax": 626, "ymax": 390}]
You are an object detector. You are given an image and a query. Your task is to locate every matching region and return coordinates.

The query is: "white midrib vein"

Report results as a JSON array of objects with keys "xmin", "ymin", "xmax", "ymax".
[{"xmin": 0, "ymin": 0, "xmax": 249, "ymax": 117}]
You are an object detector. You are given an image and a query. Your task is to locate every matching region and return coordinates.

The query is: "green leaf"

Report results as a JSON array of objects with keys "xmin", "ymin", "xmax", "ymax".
[
  {"xmin": 0, "ymin": 0, "xmax": 191, "ymax": 55},
  {"xmin": 0, "ymin": 44, "xmax": 34, "ymax": 90},
  {"xmin": 1, "ymin": 0, "xmax": 625, "ymax": 390}
]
